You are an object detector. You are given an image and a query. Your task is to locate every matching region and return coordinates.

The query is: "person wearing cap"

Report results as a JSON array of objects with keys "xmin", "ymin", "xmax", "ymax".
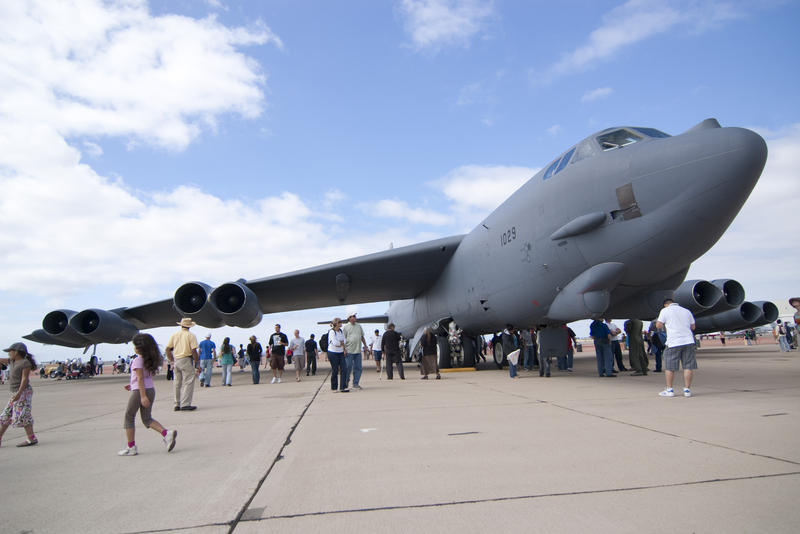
[
  {"xmin": 791, "ymin": 298, "xmax": 800, "ymax": 330},
  {"xmin": 198, "ymin": 333, "xmax": 217, "ymax": 387},
  {"xmin": 343, "ymin": 313, "xmax": 369, "ymax": 390},
  {"xmin": 165, "ymin": 318, "xmax": 199, "ymax": 411},
  {"xmin": 0, "ymin": 342, "xmax": 39, "ymax": 447},
  {"xmin": 304, "ymin": 334, "xmax": 318, "ymax": 376}
]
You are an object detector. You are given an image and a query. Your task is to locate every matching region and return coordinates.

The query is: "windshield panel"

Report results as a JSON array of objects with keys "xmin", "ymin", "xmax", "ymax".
[
  {"xmin": 597, "ymin": 129, "xmax": 643, "ymax": 151},
  {"xmin": 633, "ymin": 127, "xmax": 670, "ymax": 138},
  {"xmin": 555, "ymin": 148, "xmax": 575, "ymax": 174},
  {"xmin": 542, "ymin": 159, "xmax": 559, "ymax": 180}
]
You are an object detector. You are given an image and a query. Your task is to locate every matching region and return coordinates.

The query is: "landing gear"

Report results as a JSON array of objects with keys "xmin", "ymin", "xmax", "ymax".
[
  {"xmin": 461, "ymin": 336, "xmax": 476, "ymax": 368},
  {"xmin": 493, "ymin": 343, "xmax": 506, "ymax": 369},
  {"xmin": 437, "ymin": 336, "xmax": 451, "ymax": 369}
]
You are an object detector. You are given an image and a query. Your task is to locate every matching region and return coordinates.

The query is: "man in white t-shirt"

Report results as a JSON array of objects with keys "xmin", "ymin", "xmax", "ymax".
[
  {"xmin": 370, "ymin": 329, "xmax": 383, "ymax": 374},
  {"xmin": 655, "ymin": 298, "xmax": 696, "ymax": 398},
  {"xmin": 606, "ymin": 319, "xmax": 628, "ymax": 372}
]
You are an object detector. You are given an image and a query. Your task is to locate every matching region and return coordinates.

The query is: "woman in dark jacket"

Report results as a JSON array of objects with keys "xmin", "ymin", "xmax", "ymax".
[{"xmin": 420, "ymin": 328, "xmax": 440, "ymax": 380}]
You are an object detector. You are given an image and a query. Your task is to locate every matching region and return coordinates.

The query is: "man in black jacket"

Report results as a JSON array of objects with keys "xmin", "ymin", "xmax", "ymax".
[
  {"xmin": 305, "ymin": 334, "xmax": 318, "ymax": 376},
  {"xmin": 381, "ymin": 324, "xmax": 405, "ymax": 380}
]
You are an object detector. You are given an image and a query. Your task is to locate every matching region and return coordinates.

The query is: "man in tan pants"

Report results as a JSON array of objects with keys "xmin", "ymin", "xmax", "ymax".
[{"xmin": 165, "ymin": 318, "xmax": 199, "ymax": 411}]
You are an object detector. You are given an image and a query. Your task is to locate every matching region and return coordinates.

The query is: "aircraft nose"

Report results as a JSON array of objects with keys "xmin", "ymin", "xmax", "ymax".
[{"xmin": 718, "ymin": 127, "xmax": 768, "ymax": 190}]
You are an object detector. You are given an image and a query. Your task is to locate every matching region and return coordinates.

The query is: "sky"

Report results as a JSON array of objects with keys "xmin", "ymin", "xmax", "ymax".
[{"xmin": 1, "ymin": 0, "xmax": 798, "ymax": 361}]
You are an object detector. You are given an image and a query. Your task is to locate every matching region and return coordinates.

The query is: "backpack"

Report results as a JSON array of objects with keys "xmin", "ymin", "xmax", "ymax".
[{"xmin": 319, "ymin": 332, "xmax": 329, "ymax": 352}]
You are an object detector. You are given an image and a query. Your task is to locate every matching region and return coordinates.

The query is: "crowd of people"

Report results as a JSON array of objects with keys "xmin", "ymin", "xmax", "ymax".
[{"xmin": 2, "ymin": 297, "xmax": 798, "ymax": 451}]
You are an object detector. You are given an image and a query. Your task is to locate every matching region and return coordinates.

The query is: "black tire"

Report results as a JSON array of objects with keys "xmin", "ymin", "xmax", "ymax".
[
  {"xmin": 437, "ymin": 336, "xmax": 451, "ymax": 369},
  {"xmin": 49, "ymin": 370, "xmax": 56, "ymax": 378},
  {"xmin": 461, "ymin": 336, "xmax": 476, "ymax": 368},
  {"xmin": 493, "ymin": 343, "xmax": 506, "ymax": 369}
]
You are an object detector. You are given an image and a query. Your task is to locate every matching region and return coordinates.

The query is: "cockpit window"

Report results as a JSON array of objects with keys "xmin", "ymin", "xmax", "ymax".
[
  {"xmin": 633, "ymin": 127, "xmax": 670, "ymax": 138},
  {"xmin": 555, "ymin": 147, "xmax": 575, "ymax": 174},
  {"xmin": 542, "ymin": 158, "xmax": 560, "ymax": 180},
  {"xmin": 571, "ymin": 139, "xmax": 596, "ymax": 164},
  {"xmin": 597, "ymin": 129, "xmax": 643, "ymax": 151}
]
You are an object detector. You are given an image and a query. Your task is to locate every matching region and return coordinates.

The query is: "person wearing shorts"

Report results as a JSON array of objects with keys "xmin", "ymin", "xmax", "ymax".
[
  {"xmin": 370, "ymin": 329, "xmax": 383, "ymax": 374},
  {"xmin": 656, "ymin": 298, "xmax": 697, "ymax": 397},
  {"xmin": 288, "ymin": 330, "xmax": 306, "ymax": 382},
  {"xmin": 269, "ymin": 324, "xmax": 288, "ymax": 384}
]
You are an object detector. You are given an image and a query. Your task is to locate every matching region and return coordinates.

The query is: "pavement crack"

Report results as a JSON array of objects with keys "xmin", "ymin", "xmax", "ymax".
[
  {"xmin": 227, "ymin": 370, "xmax": 329, "ymax": 533},
  {"xmin": 239, "ymin": 471, "xmax": 800, "ymax": 522}
]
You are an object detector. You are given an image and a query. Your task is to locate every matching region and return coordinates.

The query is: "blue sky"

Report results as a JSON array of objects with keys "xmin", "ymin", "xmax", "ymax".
[{"xmin": 1, "ymin": 0, "xmax": 798, "ymax": 360}]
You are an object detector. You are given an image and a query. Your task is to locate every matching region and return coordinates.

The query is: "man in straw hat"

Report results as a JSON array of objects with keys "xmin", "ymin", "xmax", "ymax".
[{"xmin": 165, "ymin": 318, "xmax": 199, "ymax": 411}]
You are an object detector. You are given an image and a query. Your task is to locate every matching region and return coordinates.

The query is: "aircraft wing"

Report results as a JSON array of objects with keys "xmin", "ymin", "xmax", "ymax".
[
  {"xmin": 246, "ymin": 234, "xmax": 465, "ymax": 312},
  {"xmin": 25, "ymin": 234, "xmax": 465, "ymax": 346}
]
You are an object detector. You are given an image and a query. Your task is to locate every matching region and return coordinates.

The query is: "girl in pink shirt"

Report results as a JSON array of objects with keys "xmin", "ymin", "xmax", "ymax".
[{"xmin": 118, "ymin": 333, "xmax": 177, "ymax": 456}]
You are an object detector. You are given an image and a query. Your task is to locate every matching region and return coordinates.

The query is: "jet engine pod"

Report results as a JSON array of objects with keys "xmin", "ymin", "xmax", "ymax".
[
  {"xmin": 695, "ymin": 279, "xmax": 746, "ymax": 317},
  {"xmin": 210, "ymin": 281, "xmax": 263, "ymax": 328},
  {"xmin": 694, "ymin": 302, "xmax": 761, "ymax": 333},
  {"xmin": 42, "ymin": 309, "xmax": 90, "ymax": 346},
  {"xmin": 673, "ymin": 280, "xmax": 722, "ymax": 314},
  {"xmin": 69, "ymin": 309, "xmax": 139, "ymax": 344},
  {"xmin": 174, "ymin": 282, "xmax": 224, "ymax": 328},
  {"xmin": 751, "ymin": 301, "xmax": 779, "ymax": 325}
]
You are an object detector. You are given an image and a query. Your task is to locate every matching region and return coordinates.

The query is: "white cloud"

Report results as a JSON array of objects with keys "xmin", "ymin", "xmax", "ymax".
[
  {"xmin": 397, "ymin": 0, "xmax": 494, "ymax": 51},
  {"xmin": 0, "ymin": 3, "xmax": 400, "ymax": 324},
  {"xmin": 580, "ymin": 87, "xmax": 614, "ymax": 102},
  {"xmin": 687, "ymin": 124, "xmax": 800, "ymax": 301},
  {"xmin": 0, "ymin": 1, "xmax": 282, "ymax": 152},
  {"xmin": 369, "ymin": 199, "xmax": 453, "ymax": 226},
  {"xmin": 547, "ymin": 124, "xmax": 562, "ymax": 136},
  {"xmin": 538, "ymin": 0, "xmax": 749, "ymax": 83},
  {"xmin": 435, "ymin": 164, "xmax": 537, "ymax": 225},
  {"xmin": 82, "ymin": 141, "xmax": 103, "ymax": 157}
]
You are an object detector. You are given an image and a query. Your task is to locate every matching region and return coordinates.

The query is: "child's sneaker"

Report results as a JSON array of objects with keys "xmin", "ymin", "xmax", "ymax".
[
  {"xmin": 683, "ymin": 388, "xmax": 692, "ymax": 397},
  {"xmin": 118, "ymin": 445, "xmax": 138, "ymax": 456},
  {"xmin": 659, "ymin": 388, "xmax": 675, "ymax": 397}
]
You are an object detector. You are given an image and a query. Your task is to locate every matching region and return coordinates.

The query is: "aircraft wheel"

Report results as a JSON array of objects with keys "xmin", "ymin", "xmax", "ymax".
[
  {"xmin": 493, "ymin": 343, "xmax": 506, "ymax": 369},
  {"xmin": 462, "ymin": 336, "xmax": 476, "ymax": 368},
  {"xmin": 437, "ymin": 336, "xmax": 451, "ymax": 369}
]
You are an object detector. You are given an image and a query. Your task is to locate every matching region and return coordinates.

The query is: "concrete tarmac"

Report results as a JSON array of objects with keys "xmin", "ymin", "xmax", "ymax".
[{"xmin": 2, "ymin": 345, "xmax": 799, "ymax": 533}]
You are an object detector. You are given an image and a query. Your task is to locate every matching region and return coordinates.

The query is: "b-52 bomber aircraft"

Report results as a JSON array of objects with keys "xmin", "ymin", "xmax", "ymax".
[{"xmin": 25, "ymin": 118, "xmax": 777, "ymax": 368}]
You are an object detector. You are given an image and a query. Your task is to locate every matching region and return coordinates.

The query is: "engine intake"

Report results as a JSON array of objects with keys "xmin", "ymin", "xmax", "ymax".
[
  {"xmin": 751, "ymin": 301, "xmax": 778, "ymax": 325},
  {"xmin": 69, "ymin": 309, "xmax": 139, "ymax": 344},
  {"xmin": 174, "ymin": 282, "xmax": 224, "ymax": 328},
  {"xmin": 42, "ymin": 309, "xmax": 90, "ymax": 346},
  {"xmin": 673, "ymin": 280, "xmax": 722, "ymax": 314},
  {"xmin": 210, "ymin": 281, "xmax": 262, "ymax": 328},
  {"xmin": 695, "ymin": 279, "xmax": 746, "ymax": 317}
]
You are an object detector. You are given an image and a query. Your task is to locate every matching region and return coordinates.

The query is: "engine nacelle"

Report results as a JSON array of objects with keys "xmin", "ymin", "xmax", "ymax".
[
  {"xmin": 751, "ymin": 300, "xmax": 779, "ymax": 325},
  {"xmin": 694, "ymin": 302, "xmax": 761, "ymax": 333},
  {"xmin": 42, "ymin": 309, "xmax": 90, "ymax": 346},
  {"xmin": 173, "ymin": 282, "xmax": 224, "ymax": 328},
  {"xmin": 209, "ymin": 281, "xmax": 262, "ymax": 328},
  {"xmin": 695, "ymin": 279, "xmax": 746, "ymax": 317},
  {"xmin": 673, "ymin": 279, "xmax": 722, "ymax": 314},
  {"xmin": 69, "ymin": 309, "xmax": 139, "ymax": 344}
]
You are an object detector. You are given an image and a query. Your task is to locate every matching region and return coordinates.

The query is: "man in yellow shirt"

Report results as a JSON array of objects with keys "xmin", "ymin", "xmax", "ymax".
[{"xmin": 165, "ymin": 318, "xmax": 199, "ymax": 411}]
